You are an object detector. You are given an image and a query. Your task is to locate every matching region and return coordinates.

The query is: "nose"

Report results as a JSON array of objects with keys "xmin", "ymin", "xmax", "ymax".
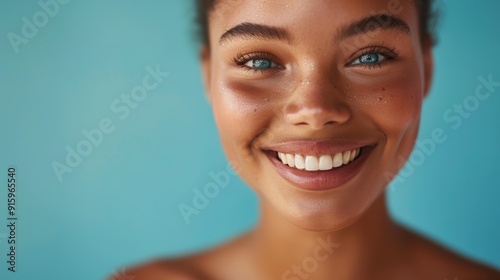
[{"xmin": 284, "ymin": 76, "xmax": 351, "ymax": 130}]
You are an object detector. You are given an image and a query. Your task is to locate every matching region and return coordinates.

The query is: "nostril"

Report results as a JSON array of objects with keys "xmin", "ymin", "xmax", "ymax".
[{"xmin": 284, "ymin": 97, "xmax": 352, "ymax": 131}]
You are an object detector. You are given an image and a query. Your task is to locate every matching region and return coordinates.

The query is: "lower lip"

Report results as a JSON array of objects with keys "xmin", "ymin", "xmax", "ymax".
[{"xmin": 265, "ymin": 147, "xmax": 373, "ymax": 191}]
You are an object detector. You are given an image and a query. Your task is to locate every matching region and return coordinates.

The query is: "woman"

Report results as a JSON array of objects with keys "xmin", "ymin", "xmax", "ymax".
[{"xmin": 114, "ymin": 0, "xmax": 500, "ymax": 279}]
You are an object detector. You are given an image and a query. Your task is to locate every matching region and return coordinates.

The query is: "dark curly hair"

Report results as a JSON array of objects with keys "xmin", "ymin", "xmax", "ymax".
[{"xmin": 195, "ymin": 0, "xmax": 439, "ymax": 46}]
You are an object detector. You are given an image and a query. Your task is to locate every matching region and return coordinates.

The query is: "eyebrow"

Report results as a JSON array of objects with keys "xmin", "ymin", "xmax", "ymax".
[
  {"xmin": 219, "ymin": 14, "xmax": 410, "ymax": 45},
  {"xmin": 337, "ymin": 14, "xmax": 411, "ymax": 41},
  {"xmin": 219, "ymin": 22, "xmax": 292, "ymax": 44}
]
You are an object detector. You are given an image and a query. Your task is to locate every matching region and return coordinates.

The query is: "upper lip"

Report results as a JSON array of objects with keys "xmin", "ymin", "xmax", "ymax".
[{"xmin": 262, "ymin": 139, "xmax": 375, "ymax": 155}]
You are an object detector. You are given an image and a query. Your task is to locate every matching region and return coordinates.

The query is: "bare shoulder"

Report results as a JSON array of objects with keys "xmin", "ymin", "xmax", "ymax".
[
  {"xmin": 107, "ymin": 260, "xmax": 193, "ymax": 280},
  {"xmin": 107, "ymin": 233, "xmax": 250, "ymax": 280},
  {"xmin": 405, "ymin": 229, "xmax": 500, "ymax": 279},
  {"xmin": 107, "ymin": 258, "xmax": 206, "ymax": 280}
]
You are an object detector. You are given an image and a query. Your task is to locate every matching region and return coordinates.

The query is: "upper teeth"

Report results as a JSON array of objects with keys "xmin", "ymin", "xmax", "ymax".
[{"xmin": 277, "ymin": 149, "xmax": 361, "ymax": 171}]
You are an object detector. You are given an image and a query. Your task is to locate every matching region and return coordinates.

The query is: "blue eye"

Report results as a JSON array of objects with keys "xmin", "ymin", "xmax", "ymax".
[
  {"xmin": 234, "ymin": 52, "xmax": 282, "ymax": 73},
  {"xmin": 245, "ymin": 58, "xmax": 274, "ymax": 69},
  {"xmin": 352, "ymin": 53, "xmax": 387, "ymax": 65}
]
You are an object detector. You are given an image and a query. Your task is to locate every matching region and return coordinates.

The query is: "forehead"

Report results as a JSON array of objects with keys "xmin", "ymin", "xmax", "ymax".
[{"xmin": 209, "ymin": 0, "xmax": 420, "ymax": 43}]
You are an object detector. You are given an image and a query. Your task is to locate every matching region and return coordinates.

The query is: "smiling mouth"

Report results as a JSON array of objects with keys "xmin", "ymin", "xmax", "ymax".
[
  {"xmin": 276, "ymin": 148, "xmax": 361, "ymax": 172},
  {"xmin": 264, "ymin": 141, "xmax": 374, "ymax": 191}
]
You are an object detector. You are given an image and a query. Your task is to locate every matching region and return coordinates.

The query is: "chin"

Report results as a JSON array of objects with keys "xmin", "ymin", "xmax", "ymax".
[{"xmin": 268, "ymin": 191, "xmax": 375, "ymax": 232}]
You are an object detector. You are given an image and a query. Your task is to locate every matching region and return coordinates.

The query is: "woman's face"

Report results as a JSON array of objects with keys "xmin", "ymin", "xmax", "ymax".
[{"xmin": 202, "ymin": 0, "xmax": 432, "ymax": 231}]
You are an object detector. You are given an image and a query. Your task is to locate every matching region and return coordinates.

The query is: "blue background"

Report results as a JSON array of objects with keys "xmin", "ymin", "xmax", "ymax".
[{"xmin": 1, "ymin": 1, "xmax": 499, "ymax": 279}]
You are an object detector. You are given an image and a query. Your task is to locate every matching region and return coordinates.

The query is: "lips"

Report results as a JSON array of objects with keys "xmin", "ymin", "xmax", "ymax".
[{"xmin": 263, "ymin": 140, "xmax": 374, "ymax": 191}]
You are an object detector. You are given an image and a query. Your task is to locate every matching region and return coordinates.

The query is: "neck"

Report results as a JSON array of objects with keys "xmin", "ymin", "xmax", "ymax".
[{"xmin": 248, "ymin": 194, "xmax": 406, "ymax": 279}]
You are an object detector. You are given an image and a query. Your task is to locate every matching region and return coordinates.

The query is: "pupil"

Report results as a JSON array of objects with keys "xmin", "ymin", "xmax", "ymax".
[
  {"xmin": 361, "ymin": 54, "xmax": 378, "ymax": 64},
  {"xmin": 253, "ymin": 59, "xmax": 271, "ymax": 69}
]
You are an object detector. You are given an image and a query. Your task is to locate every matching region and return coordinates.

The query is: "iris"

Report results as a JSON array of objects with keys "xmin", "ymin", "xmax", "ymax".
[
  {"xmin": 359, "ymin": 53, "xmax": 380, "ymax": 64},
  {"xmin": 251, "ymin": 58, "xmax": 272, "ymax": 69}
]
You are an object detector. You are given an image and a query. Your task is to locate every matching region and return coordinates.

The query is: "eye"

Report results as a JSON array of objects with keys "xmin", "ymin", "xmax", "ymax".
[
  {"xmin": 233, "ymin": 52, "xmax": 283, "ymax": 73},
  {"xmin": 348, "ymin": 46, "xmax": 398, "ymax": 69},
  {"xmin": 244, "ymin": 58, "xmax": 277, "ymax": 70},
  {"xmin": 351, "ymin": 53, "xmax": 387, "ymax": 65}
]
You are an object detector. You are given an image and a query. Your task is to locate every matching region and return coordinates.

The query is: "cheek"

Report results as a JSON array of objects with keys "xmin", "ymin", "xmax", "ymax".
[
  {"xmin": 348, "ymin": 64, "xmax": 424, "ymax": 182},
  {"xmin": 210, "ymin": 77, "xmax": 277, "ymax": 161},
  {"xmin": 349, "ymin": 67, "xmax": 424, "ymax": 137}
]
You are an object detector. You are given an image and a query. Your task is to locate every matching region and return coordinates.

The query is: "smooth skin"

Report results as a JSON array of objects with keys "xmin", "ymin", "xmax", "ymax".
[{"xmin": 112, "ymin": 0, "xmax": 500, "ymax": 279}]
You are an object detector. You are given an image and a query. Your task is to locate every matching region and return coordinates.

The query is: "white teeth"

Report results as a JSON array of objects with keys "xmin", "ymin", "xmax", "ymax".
[
  {"xmin": 319, "ymin": 155, "xmax": 333, "ymax": 170},
  {"xmin": 343, "ymin": 150, "xmax": 351, "ymax": 165},
  {"xmin": 350, "ymin": 149, "xmax": 356, "ymax": 161},
  {"xmin": 276, "ymin": 148, "xmax": 362, "ymax": 172},
  {"xmin": 305, "ymin": 156, "xmax": 319, "ymax": 171},
  {"xmin": 286, "ymin": 154, "xmax": 295, "ymax": 167},
  {"xmin": 332, "ymin": 153, "xmax": 343, "ymax": 168},
  {"xmin": 295, "ymin": 154, "xmax": 305, "ymax": 170},
  {"xmin": 279, "ymin": 152, "xmax": 287, "ymax": 164}
]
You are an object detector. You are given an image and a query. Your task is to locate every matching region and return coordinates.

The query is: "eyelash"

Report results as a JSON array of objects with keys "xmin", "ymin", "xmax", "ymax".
[
  {"xmin": 349, "ymin": 46, "xmax": 399, "ymax": 69},
  {"xmin": 232, "ymin": 46, "xmax": 399, "ymax": 73},
  {"xmin": 233, "ymin": 51, "xmax": 283, "ymax": 73}
]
